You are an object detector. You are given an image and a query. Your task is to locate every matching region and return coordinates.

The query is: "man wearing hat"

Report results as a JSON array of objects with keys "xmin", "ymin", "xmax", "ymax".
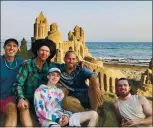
[
  {"xmin": 12, "ymin": 39, "xmax": 62, "ymax": 126},
  {"xmin": 0, "ymin": 38, "xmax": 23, "ymax": 126}
]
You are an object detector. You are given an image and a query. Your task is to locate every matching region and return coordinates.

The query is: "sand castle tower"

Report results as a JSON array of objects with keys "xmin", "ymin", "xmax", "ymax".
[
  {"xmin": 46, "ymin": 23, "xmax": 63, "ymax": 46},
  {"xmin": 16, "ymin": 38, "xmax": 29, "ymax": 60},
  {"xmin": 141, "ymin": 58, "xmax": 153, "ymax": 85},
  {"xmin": 34, "ymin": 11, "xmax": 49, "ymax": 40},
  {"xmin": 46, "ymin": 22, "xmax": 63, "ymax": 62},
  {"xmin": 74, "ymin": 25, "xmax": 81, "ymax": 41},
  {"xmin": 80, "ymin": 27, "xmax": 85, "ymax": 44},
  {"xmin": 139, "ymin": 58, "xmax": 153, "ymax": 97},
  {"xmin": 20, "ymin": 38, "xmax": 28, "ymax": 60},
  {"xmin": 68, "ymin": 31, "xmax": 74, "ymax": 41}
]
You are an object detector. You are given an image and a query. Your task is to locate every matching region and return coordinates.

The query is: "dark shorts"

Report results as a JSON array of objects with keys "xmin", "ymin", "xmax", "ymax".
[{"xmin": 69, "ymin": 91, "xmax": 90, "ymax": 108}]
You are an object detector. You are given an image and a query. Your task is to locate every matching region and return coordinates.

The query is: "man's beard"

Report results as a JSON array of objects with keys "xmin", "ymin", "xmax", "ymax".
[
  {"xmin": 67, "ymin": 64, "xmax": 76, "ymax": 70},
  {"xmin": 119, "ymin": 91, "xmax": 130, "ymax": 98},
  {"xmin": 67, "ymin": 66, "xmax": 74, "ymax": 70}
]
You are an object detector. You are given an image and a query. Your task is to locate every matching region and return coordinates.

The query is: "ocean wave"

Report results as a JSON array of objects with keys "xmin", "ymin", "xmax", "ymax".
[
  {"xmin": 97, "ymin": 57, "xmax": 150, "ymax": 64},
  {"xmin": 103, "ymin": 61, "xmax": 149, "ymax": 66}
]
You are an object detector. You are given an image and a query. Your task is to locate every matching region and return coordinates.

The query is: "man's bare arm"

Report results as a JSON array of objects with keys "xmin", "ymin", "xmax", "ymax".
[
  {"xmin": 89, "ymin": 75, "xmax": 103, "ymax": 106},
  {"xmin": 124, "ymin": 96, "xmax": 153, "ymax": 127},
  {"xmin": 89, "ymin": 75, "xmax": 100, "ymax": 90},
  {"xmin": 139, "ymin": 96, "xmax": 152, "ymax": 126}
]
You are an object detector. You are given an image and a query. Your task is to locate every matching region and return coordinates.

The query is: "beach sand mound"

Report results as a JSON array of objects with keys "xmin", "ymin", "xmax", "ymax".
[{"xmin": 97, "ymin": 93, "xmax": 119, "ymax": 127}]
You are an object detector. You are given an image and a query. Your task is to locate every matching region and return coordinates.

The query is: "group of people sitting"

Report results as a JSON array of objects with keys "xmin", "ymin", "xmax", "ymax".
[{"xmin": 0, "ymin": 38, "xmax": 152, "ymax": 127}]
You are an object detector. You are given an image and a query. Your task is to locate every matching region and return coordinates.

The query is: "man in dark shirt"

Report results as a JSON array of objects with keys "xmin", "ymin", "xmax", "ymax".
[{"xmin": 60, "ymin": 50, "xmax": 104, "ymax": 112}]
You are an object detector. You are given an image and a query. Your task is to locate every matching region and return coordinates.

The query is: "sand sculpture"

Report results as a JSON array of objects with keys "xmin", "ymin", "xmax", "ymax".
[
  {"xmin": 18, "ymin": 11, "xmax": 126, "ymax": 94},
  {"xmin": 46, "ymin": 23, "xmax": 63, "ymax": 44},
  {"xmin": 141, "ymin": 58, "xmax": 153, "ymax": 85}
]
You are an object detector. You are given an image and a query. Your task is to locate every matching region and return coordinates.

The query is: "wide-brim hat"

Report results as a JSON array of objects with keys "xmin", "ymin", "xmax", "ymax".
[{"xmin": 32, "ymin": 39, "xmax": 56, "ymax": 60}]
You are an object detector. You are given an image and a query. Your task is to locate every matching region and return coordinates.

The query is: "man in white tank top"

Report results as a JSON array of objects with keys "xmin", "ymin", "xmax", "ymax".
[{"xmin": 114, "ymin": 78, "xmax": 152, "ymax": 127}]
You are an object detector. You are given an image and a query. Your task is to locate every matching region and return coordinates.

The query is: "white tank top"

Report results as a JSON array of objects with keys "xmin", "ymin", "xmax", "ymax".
[{"xmin": 117, "ymin": 95, "xmax": 146, "ymax": 120}]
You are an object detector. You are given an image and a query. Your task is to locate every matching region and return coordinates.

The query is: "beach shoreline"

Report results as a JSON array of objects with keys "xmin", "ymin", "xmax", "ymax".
[{"xmin": 103, "ymin": 63, "xmax": 148, "ymax": 81}]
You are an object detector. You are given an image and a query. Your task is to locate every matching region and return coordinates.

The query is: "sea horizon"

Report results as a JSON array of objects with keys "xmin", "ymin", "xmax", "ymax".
[
  {"xmin": 87, "ymin": 41, "xmax": 152, "ymax": 43},
  {"xmin": 0, "ymin": 39, "xmax": 152, "ymax": 43}
]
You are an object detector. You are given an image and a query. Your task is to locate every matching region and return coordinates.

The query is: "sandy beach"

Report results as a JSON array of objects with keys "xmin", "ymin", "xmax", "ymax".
[{"xmin": 103, "ymin": 63, "xmax": 148, "ymax": 81}]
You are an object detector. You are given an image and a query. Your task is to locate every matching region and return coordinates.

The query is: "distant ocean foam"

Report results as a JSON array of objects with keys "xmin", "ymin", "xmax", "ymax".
[
  {"xmin": 97, "ymin": 57, "xmax": 150, "ymax": 65},
  {"xmin": 1, "ymin": 41, "xmax": 152, "ymax": 66}
]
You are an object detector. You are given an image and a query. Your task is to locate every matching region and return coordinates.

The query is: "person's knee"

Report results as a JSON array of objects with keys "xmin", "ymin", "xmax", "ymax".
[
  {"xmin": 5, "ymin": 102, "xmax": 17, "ymax": 116},
  {"xmin": 90, "ymin": 111, "xmax": 98, "ymax": 119},
  {"xmin": 62, "ymin": 96, "xmax": 85, "ymax": 112},
  {"xmin": 6, "ymin": 102, "xmax": 17, "ymax": 110},
  {"xmin": 62, "ymin": 96, "xmax": 80, "ymax": 107}
]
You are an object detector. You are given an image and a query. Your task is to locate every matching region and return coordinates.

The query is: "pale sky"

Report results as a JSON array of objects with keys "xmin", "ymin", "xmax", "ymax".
[{"xmin": 1, "ymin": 1, "xmax": 152, "ymax": 42}]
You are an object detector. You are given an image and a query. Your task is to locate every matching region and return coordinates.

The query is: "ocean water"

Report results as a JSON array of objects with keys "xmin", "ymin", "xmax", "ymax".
[
  {"xmin": 1, "ymin": 41, "xmax": 152, "ymax": 66},
  {"xmin": 86, "ymin": 42, "xmax": 152, "ymax": 66}
]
